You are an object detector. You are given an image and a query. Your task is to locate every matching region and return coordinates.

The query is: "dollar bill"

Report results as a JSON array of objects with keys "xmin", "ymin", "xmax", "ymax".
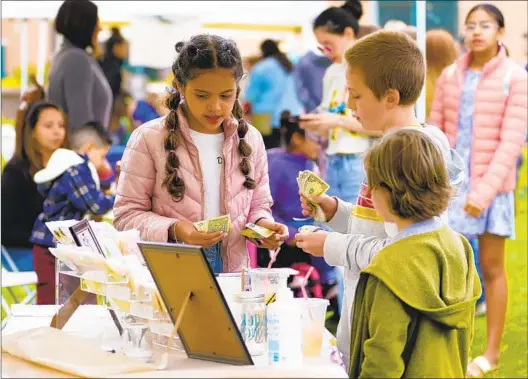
[
  {"xmin": 240, "ymin": 229, "xmax": 262, "ymax": 239},
  {"xmin": 194, "ymin": 215, "xmax": 231, "ymax": 233},
  {"xmin": 244, "ymin": 223, "xmax": 275, "ymax": 238},
  {"xmin": 297, "ymin": 170, "xmax": 330, "ymax": 222},
  {"xmin": 298, "ymin": 225, "xmax": 323, "ymax": 234},
  {"xmin": 303, "ymin": 172, "xmax": 330, "ymax": 197}
]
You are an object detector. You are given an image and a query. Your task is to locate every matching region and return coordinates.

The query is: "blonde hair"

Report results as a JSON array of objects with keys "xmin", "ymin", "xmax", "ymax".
[
  {"xmin": 426, "ymin": 29, "xmax": 459, "ymax": 117},
  {"xmin": 364, "ymin": 128, "xmax": 452, "ymax": 221},
  {"xmin": 344, "ymin": 30, "xmax": 424, "ymax": 106}
]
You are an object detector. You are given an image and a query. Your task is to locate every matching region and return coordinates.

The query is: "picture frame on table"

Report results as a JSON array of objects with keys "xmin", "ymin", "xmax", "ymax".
[
  {"xmin": 66, "ymin": 219, "xmax": 123, "ymax": 335},
  {"xmin": 69, "ymin": 219, "xmax": 106, "ymax": 258}
]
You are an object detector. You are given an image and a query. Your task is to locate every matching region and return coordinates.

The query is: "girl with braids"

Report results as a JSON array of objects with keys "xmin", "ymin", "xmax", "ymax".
[{"xmin": 114, "ymin": 34, "xmax": 288, "ymax": 273}]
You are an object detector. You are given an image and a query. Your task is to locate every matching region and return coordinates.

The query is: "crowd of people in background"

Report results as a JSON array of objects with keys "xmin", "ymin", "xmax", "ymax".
[{"xmin": 1, "ymin": 0, "xmax": 527, "ymax": 377}]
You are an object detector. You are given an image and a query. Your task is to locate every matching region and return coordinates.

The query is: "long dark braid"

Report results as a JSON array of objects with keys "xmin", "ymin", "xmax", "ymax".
[
  {"xmin": 232, "ymin": 87, "xmax": 255, "ymax": 189},
  {"xmin": 163, "ymin": 35, "xmax": 255, "ymax": 201},
  {"xmin": 162, "ymin": 82, "xmax": 185, "ymax": 201}
]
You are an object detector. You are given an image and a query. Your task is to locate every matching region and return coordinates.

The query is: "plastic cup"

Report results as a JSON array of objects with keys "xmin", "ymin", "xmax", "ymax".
[
  {"xmin": 216, "ymin": 273, "xmax": 248, "ymax": 319},
  {"xmin": 248, "ymin": 268, "xmax": 298, "ymax": 302},
  {"xmin": 299, "ymin": 298, "xmax": 329, "ymax": 357},
  {"xmin": 217, "ymin": 273, "xmax": 245, "ymax": 296}
]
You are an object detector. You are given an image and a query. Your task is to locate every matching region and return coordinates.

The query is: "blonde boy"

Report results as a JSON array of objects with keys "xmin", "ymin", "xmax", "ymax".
[{"xmin": 295, "ymin": 30, "xmax": 465, "ymax": 368}]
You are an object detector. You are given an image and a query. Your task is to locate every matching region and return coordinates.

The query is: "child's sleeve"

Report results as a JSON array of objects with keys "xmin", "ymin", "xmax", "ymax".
[
  {"xmin": 247, "ymin": 132, "xmax": 273, "ymax": 224},
  {"xmin": 358, "ymin": 277, "xmax": 411, "ymax": 378},
  {"xmin": 324, "ymin": 197, "xmax": 355, "ymax": 233},
  {"xmin": 467, "ymin": 68, "xmax": 528, "ymax": 210},
  {"xmin": 324, "ymin": 232, "xmax": 391, "ymax": 269},
  {"xmin": 113, "ymin": 127, "xmax": 180, "ymax": 242},
  {"xmin": 323, "ymin": 187, "xmax": 389, "ymax": 269},
  {"xmin": 66, "ymin": 165, "xmax": 115, "ymax": 215}
]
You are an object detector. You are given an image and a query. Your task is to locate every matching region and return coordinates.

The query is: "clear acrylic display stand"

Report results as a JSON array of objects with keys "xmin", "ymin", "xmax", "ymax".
[{"xmin": 53, "ymin": 257, "xmax": 183, "ymax": 362}]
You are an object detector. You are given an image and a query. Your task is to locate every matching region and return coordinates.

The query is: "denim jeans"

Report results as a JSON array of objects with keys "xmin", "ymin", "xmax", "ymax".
[
  {"xmin": 326, "ymin": 154, "xmax": 365, "ymax": 203},
  {"xmin": 204, "ymin": 243, "xmax": 223, "ymax": 274}
]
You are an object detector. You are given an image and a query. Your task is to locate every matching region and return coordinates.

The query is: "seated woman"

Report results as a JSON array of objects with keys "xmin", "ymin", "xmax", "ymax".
[{"xmin": 1, "ymin": 98, "xmax": 67, "ymax": 271}]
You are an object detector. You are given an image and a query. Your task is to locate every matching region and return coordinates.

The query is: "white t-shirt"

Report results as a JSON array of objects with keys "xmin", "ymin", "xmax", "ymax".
[
  {"xmin": 319, "ymin": 63, "xmax": 370, "ymax": 156},
  {"xmin": 189, "ymin": 130, "xmax": 225, "ymax": 220}
]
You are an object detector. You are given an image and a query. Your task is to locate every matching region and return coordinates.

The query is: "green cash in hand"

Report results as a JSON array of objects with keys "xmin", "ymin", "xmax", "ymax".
[
  {"xmin": 193, "ymin": 215, "xmax": 232, "ymax": 233},
  {"xmin": 297, "ymin": 170, "xmax": 330, "ymax": 222}
]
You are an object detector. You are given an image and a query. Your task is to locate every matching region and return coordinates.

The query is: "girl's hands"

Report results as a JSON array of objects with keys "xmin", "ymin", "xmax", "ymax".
[
  {"xmin": 253, "ymin": 219, "xmax": 289, "ymax": 250},
  {"xmin": 171, "ymin": 221, "xmax": 226, "ymax": 248}
]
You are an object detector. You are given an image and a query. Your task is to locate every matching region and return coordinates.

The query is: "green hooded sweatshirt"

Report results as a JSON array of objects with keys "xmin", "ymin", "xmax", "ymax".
[{"xmin": 348, "ymin": 225, "xmax": 482, "ymax": 378}]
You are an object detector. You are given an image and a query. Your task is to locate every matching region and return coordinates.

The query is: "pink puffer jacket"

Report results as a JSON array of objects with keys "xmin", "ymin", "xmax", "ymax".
[
  {"xmin": 113, "ymin": 107, "xmax": 273, "ymax": 272},
  {"xmin": 429, "ymin": 47, "xmax": 527, "ymax": 210}
]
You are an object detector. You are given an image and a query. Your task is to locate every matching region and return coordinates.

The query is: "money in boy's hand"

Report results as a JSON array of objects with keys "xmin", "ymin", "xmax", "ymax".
[
  {"xmin": 194, "ymin": 215, "xmax": 232, "ymax": 233},
  {"xmin": 241, "ymin": 223, "xmax": 275, "ymax": 239},
  {"xmin": 297, "ymin": 170, "xmax": 330, "ymax": 222},
  {"xmin": 298, "ymin": 225, "xmax": 323, "ymax": 234}
]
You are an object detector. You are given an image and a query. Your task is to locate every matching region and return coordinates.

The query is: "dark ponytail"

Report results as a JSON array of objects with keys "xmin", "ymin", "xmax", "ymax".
[{"xmin": 260, "ymin": 39, "xmax": 293, "ymax": 73}]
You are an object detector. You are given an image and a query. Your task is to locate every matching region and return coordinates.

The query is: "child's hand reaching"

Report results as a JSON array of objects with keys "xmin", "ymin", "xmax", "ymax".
[
  {"xmin": 464, "ymin": 200, "xmax": 484, "ymax": 218},
  {"xmin": 299, "ymin": 113, "xmax": 341, "ymax": 136},
  {"xmin": 171, "ymin": 221, "xmax": 226, "ymax": 248},
  {"xmin": 295, "ymin": 231, "xmax": 330, "ymax": 257},
  {"xmin": 299, "ymin": 192, "xmax": 339, "ymax": 222}
]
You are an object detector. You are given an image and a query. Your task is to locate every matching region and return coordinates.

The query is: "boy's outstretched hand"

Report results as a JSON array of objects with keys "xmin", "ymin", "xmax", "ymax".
[
  {"xmin": 295, "ymin": 231, "xmax": 329, "ymax": 257},
  {"xmin": 299, "ymin": 192, "xmax": 339, "ymax": 222}
]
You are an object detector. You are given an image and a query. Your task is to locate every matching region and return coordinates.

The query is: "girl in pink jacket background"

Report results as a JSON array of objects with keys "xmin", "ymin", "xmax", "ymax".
[
  {"xmin": 113, "ymin": 34, "xmax": 288, "ymax": 274},
  {"xmin": 429, "ymin": 4, "xmax": 527, "ymax": 377}
]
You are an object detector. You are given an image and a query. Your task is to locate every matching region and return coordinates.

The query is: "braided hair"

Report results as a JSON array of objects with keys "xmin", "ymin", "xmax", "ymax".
[{"xmin": 163, "ymin": 34, "xmax": 255, "ymax": 202}]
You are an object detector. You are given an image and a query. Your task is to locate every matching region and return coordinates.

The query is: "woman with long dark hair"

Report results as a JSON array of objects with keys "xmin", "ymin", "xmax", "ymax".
[{"xmin": 1, "ymin": 99, "xmax": 67, "ymax": 271}]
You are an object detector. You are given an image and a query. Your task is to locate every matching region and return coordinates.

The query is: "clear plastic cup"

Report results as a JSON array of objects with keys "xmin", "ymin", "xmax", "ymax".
[
  {"xmin": 216, "ymin": 273, "xmax": 248, "ymax": 319},
  {"xmin": 217, "ymin": 273, "xmax": 246, "ymax": 296},
  {"xmin": 248, "ymin": 268, "xmax": 298, "ymax": 302},
  {"xmin": 299, "ymin": 298, "xmax": 329, "ymax": 357}
]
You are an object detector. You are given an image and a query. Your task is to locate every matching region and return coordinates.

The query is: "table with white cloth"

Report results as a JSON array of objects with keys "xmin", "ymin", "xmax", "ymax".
[{"xmin": 1, "ymin": 304, "xmax": 347, "ymax": 378}]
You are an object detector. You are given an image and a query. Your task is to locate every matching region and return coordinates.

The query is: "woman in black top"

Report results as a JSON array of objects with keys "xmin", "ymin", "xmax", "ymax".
[{"xmin": 1, "ymin": 100, "xmax": 67, "ymax": 271}]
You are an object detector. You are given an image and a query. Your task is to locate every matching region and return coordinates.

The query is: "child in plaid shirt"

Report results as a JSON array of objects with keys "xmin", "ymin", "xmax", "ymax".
[{"xmin": 30, "ymin": 121, "xmax": 115, "ymax": 304}]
